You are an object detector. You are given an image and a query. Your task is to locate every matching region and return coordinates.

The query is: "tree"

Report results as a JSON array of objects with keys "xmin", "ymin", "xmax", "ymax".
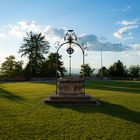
[
  {"xmin": 40, "ymin": 53, "xmax": 66, "ymax": 77},
  {"xmin": 98, "ymin": 66, "xmax": 109, "ymax": 77},
  {"xmin": 19, "ymin": 32, "xmax": 50, "ymax": 77},
  {"xmin": 80, "ymin": 64, "xmax": 94, "ymax": 77},
  {"xmin": 0, "ymin": 55, "xmax": 23, "ymax": 78},
  {"xmin": 129, "ymin": 65, "xmax": 140, "ymax": 78},
  {"xmin": 108, "ymin": 60, "xmax": 127, "ymax": 77}
]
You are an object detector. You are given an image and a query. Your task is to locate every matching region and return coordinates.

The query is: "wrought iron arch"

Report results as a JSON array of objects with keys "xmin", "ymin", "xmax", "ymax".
[{"xmin": 55, "ymin": 30, "xmax": 87, "ymax": 94}]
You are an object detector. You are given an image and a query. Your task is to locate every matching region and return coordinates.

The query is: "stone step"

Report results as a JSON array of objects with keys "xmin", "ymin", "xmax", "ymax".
[
  {"xmin": 44, "ymin": 93, "xmax": 100, "ymax": 105},
  {"xmin": 44, "ymin": 99, "xmax": 99, "ymax": 104},
  {"xmin": 49, "ymin": 94, "xmax": 91, "ymax": 100}
]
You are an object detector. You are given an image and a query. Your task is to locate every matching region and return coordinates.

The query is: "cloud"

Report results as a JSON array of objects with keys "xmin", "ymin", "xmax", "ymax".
[
  {"xmin": 113, "ymin": 19, "xmax": 139, "ymax": 40},
  {"xmin": 0, "ymin": 20, "xmax": 131, "ymax": 52},
  {"xmin": 79, "ymin": 34, "xmax": 129, "ymax": 51},
  {"xmin": 113, "ymin": 6, "xmax": 131, "ymax": 12},
  {"xmin": 79, "ymin": 34, "xmax": 97, "ymax": 43},
  {"xmin": 116, "ymin": 19, "xmax": 139, "ymax": 26},
  {"xmin": 6, "ymin": 20, "xmax": 66, "ymax": 44},
  {"xmin": 123, "ymin": 43, "xmax": 140, "ymax": 56},
  {"xmin": 131, "ymin": 43, "xmax": 140, "ymax": 55},
  {"xmin": 43, "ymin": 26, "xmax": 66, "ymax": 38},
  {"xmin": 8, "ymin": 20, "xmax": 41, "ymax": 38},
  {"xmin": 113, "ymin": 25, "xmax": 138, "ymax": 39},
  {"xmin": 123, "ymin": 6, "xmax": 131, "ymax": 12},
  {"xmin": 131, "ymin": 43, "xmax": 140, "ymax": 50},
  {"xmin": 43, "ymin": 26, "xmax": 66, "ymax": 44}
]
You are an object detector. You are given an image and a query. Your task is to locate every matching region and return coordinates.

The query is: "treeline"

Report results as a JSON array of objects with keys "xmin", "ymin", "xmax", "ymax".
[
  {"xmin": 0, "ymin": 53, "xmax": 66, "ymax": 79},
  {"xmin": 1, "ymin": 55, "xmax": 139, "ymax": 80},
  {"xmin": 0, "ymin": 32, "xmax": 66, "ymax": 79},
  {"xmin": 97, "ymin": 60, "xmax": 140, "ymax": 78},
  {"xmin": 79, "ymin": 62, "xmax": 140, "ymax": 79}
]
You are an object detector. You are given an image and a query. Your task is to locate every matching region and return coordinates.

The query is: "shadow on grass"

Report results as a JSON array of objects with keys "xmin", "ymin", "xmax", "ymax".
[
  {"xmin": 0, "ymin": 87, "xmax": 24, "ymax": 102},
  {"xmin": 30, "ymin": 80, "xmax": 140, "ymax": 94},
  {"xmin": 86, "ymin": 80, "xmax": 140, "ymax": 94},
  {"xmin": 29, "ymin": 80, "xmax": 56, "ymax": 85},
  {"xmin": 49, "ymin": 100, "xmax": 140, "ymax": 124}
]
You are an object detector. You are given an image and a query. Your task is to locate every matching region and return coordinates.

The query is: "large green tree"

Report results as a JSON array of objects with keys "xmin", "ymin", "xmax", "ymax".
[
  {"xmin": 0, "ymin": 55, "xmax": 23, "ymax": 78},
  {"xmin": 19, "ymin": 32, "xmax": 50, "ymax": 77},
  {"xmin": 129, "ymin": 65, "xmax": 140, "ymax": 78},
  {"xmin": 108, "ymin": 60, "xmax": 127, "ymax": 77},
  {"xmin": 98, "ymin": 66, "xmax": 109, "ymax": 77},
  {"xmin": 80, "ymin": 63, "xmax": 94, "ymax": 77},
  {"xmin": 40, "ymin": 53, "xmax": 66, "ymax": 77}
]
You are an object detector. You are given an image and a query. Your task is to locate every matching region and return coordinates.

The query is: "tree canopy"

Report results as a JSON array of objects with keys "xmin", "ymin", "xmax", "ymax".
[
  {"xmin": 40, "ymin": 53, "xmax": 66, "ymax": 77},
  {"xmin": 98, "ymin": 66, "xmax": 109, "ymax": 77},
  {"xmin": 129, "ymin": 65, "xmax": 140, "ymax": 78},
  {"xmin": 80, "ymin": 64, "xmax": 94, "ymax": 77},
  {"xmin": 108, "ymin": 60, "xmax": 127, "ymax": 77},
  {"xmin": 0, "ymin": 55, "xmax": 23, "ymax": 78},
  {"xmin": 19, "ymin": 32, "xmax": 50, "ymax": 77}
]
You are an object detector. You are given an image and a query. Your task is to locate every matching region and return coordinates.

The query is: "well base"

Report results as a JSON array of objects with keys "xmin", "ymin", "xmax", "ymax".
[{"xmin": 44, "ymin": 93, "xmax": 100, "ymax": 105}]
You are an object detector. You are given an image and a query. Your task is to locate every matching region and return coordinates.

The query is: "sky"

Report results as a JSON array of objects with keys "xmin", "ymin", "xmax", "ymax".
[{"xmin": 0, "ymin": 0, "xmax": 140, "ymax": 73}]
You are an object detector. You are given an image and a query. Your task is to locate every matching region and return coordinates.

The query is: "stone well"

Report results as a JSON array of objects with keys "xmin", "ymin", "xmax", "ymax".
[
  {"xmin": 44, "ymin": 77, "xmax": 99, "ymax": 104},
  {"xmin": 43, "ymin": 30, "xmax": 99, "ymax": 104}
]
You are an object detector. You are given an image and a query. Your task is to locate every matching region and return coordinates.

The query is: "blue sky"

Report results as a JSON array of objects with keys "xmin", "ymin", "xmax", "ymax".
[{"xmin": 0, "ymin": 0, "xmax": 140, "ymax": 72}]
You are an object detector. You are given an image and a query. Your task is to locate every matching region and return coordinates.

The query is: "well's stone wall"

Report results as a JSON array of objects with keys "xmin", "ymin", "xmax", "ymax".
[{"xmin": 57, "ymin": 77, "xmax": 84, "ymax": 96}]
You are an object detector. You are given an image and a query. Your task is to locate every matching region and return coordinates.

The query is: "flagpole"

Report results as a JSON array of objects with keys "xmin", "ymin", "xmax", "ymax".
[{"xmin": 101, "ymin": 50, "xmax": 103, "ymax": 69}]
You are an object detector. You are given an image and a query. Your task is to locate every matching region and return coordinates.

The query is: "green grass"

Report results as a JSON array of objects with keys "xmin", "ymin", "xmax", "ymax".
[{"xmin": 0, "ymin": 80, "xmax": 140, "ymax": 140}]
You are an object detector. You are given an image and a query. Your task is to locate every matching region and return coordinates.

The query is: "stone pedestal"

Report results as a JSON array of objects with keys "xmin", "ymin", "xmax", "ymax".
[{"xmin": 44, "ymin": 77, "xmax": 99, "ymax": 105}]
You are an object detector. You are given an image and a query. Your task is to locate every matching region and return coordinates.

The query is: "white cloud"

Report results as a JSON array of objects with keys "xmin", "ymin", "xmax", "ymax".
[
  {"xmin": 5, "ymin": 20, "xmax": 66, "ymax": 45},
  {"xmin": 8, "ymin": 20, "xmax": 41, "ymax": 38},
  {"xmin": 116, "ymin": 19, "xmax": 139, "ymax": 26},
  {"xmin": 113, "ymin": 19, "xmax": 139, "ymax": 40},
  {"xmin": 113, "ymin": 25, "xmax": 138, "ymax": 39}
]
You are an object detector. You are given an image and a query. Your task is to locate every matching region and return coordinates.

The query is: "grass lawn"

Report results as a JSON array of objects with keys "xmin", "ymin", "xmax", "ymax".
[{"xmin": 0, "ymin": 80, "xmax": 140, "ymax": 140}]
